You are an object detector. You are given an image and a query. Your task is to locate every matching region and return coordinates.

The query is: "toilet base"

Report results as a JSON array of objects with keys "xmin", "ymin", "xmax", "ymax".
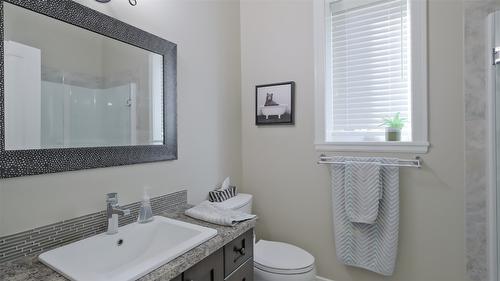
[{"xmin": 254, "ymin": 266, "xmax": 316, "ymax": 281}]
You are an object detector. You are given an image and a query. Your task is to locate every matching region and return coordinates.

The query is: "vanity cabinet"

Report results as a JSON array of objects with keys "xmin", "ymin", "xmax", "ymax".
[
  {"xmin": 183, "ymin": 248, "xmax": 224, "ymax": 281},
  {"xmin": 177, "ymin": 229, "xmax": 254, "ymax": 281},
  {"xmin": 224, "ymin": 229, "xmax": 254, "ymax": 278},
  {"xmin": 224, "ymin": 259, "xmax": 253, "ymax": 281}
]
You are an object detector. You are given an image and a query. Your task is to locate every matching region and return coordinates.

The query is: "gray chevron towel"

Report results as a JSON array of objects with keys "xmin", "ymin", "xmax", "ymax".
[
  {"xmin": 331, "ymin": 156, "xmax": 399, "ymax": 276},
  {"xmin": 345, "ymin": 160, "xmax": 382, "ymax": 224}
]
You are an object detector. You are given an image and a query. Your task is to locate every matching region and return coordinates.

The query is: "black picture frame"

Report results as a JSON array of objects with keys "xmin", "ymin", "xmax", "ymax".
[
  {"xmin": 255, "ymin": 81, "xmax": 295, "ymax": 126},
  {"xmin": 0, "ymin": 0, "xmax": 177, "ymax": 178}
]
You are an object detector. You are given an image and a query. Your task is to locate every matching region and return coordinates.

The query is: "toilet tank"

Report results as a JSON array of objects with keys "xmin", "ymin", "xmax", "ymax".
[{"xmin": 214, "ymin": 193, "xmax": 253, "ymax": 214}]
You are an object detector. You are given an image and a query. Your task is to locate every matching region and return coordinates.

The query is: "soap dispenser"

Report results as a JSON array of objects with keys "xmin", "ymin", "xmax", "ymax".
[{"xmin": 137, "ymin": 187, "xmax": 154, "ymax": 223}]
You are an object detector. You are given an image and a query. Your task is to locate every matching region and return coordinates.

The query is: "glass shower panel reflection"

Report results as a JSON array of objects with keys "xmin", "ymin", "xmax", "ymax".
[{"xmin": 41, "ymin": 81, "xmax": 135, "ymax": 148}]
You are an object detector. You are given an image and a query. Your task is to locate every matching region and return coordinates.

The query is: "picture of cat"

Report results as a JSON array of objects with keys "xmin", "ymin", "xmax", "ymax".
[{"xmin": 264, "ymin": 93, "xmax": 280, "ymax": 106}]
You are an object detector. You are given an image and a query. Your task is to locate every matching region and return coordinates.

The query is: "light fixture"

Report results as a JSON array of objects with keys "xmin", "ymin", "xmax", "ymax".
[{"xmin": 95, "ymin": 0, "xmax": 137, "ymax": 6}]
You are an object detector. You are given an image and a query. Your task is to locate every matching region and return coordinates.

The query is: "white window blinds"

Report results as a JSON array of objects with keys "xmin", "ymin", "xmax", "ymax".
[{"xmin": 328, "ymin": 0, "xmax": 411, "ymax": 142}]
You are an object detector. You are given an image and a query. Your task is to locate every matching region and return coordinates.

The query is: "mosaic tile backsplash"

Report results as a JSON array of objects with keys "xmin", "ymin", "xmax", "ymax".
[{"xmin": 0, "ymin": 190, "xmax": 187, "ymax": 264}]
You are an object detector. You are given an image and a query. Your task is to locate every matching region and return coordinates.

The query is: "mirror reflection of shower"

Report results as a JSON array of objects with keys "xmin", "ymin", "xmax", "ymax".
[
  {"xmin": 41, "ymin": 73, "xmax": 137, "ymax": 148},
  {"xmin": 3, "ymin": 2, "xmax": 164, "ymax": 150}
]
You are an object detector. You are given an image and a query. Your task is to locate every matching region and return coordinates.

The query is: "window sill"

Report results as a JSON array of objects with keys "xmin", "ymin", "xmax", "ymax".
[{"xmin": 315, "ymin": 141, "xmax": 429, "ymax": 153}]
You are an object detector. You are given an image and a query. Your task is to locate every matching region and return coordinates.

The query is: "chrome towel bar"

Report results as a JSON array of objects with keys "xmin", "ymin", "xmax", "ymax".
[{"xmin": 317, "ymin": 154, "xmax": 422, "ymax": 168}]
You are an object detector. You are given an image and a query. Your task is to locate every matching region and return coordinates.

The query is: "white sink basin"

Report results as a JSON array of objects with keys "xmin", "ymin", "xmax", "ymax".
[{"xmin": 39, "ymin": 216, "xmax": 217, "ymax": 281}]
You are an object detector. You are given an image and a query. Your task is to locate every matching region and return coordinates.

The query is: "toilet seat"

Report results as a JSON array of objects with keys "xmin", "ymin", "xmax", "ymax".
[{"xmin": 254, "ymin": 240, "xmax": 315, "ymax": 275}]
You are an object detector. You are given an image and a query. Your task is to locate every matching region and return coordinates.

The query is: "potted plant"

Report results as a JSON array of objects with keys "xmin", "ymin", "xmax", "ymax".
[{"xmin": 380, "ymin": 112, "xmax": 407, "ymax": 141}]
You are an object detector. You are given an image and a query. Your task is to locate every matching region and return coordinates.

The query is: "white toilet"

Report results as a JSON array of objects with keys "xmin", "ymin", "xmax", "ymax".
[{"xmin": 212, "ymin": 194, "xmax": 317, "ymax": 281}]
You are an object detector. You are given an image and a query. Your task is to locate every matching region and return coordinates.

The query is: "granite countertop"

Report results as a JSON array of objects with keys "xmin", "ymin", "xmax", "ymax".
[{"xmin": 0, "ymin": 205, "xmax": 257, "ymax": 281}]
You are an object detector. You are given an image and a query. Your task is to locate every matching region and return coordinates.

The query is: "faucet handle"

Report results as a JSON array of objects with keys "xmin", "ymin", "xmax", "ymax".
[{"xmin": 106, "ymin": 192, "xmax": 118, "ymax": 204}]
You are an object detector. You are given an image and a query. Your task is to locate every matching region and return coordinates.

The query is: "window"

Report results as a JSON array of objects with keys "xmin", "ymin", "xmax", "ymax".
[{"xmin": 314, "ymin": 0, "xmax": 428, "ymax": 153}]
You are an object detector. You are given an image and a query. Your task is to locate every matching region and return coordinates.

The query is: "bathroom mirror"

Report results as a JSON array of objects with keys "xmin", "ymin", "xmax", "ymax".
[
  {"xmin": 4, "ymin": 2, "xmax": 164, "ymax": 150},
  {"xmin": 0, "ymin": 0, "xmax": 177, "ymax": 178}
]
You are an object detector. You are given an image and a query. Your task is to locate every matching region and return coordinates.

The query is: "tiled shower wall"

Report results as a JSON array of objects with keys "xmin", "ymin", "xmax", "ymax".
[
  {"xmin": 464, "ymin": 1, "xmax": 500, "ymax": 280},
  {"xmin": 0, "ymin": 190, "xmax": 187, "ymax": 263}
]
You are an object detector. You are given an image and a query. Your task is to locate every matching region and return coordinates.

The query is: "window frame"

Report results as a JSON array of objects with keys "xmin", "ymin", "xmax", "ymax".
[{"xmin": 313, "ymin": 0, "xmax": 429, "ymax": 153}]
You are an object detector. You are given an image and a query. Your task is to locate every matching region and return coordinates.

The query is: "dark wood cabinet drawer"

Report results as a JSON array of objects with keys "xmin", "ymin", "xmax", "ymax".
[
  {"xmin": 224, "ymin": 230, "xmax": 253, "ymax": 277},
  {"xmin": 183, "ymin": 248, "xmax": 224, "ymax": 281},
  {"xmin": 224, "ymin": 258, "xmax": 253, "ymax": 281}
]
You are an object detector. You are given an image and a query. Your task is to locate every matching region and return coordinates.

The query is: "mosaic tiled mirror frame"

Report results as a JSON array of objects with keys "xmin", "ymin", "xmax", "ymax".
[{"xmin": 0, "ymin": 0, "xmax": 178, "ymax": 178}]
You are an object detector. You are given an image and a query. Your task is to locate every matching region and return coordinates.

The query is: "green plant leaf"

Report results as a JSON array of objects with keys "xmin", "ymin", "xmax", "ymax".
[{"xmin": 379, "ymin": 112, "xmax": 406, "ymax": 129}]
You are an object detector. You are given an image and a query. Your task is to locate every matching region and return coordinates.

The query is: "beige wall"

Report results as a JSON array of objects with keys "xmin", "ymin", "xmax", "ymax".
[
  {"xmin": 240, "ymin": 0, "xmax": 466, "ymax": 281},
  {"xmin": 0, "ymin": 0, "xmax": 242, "ymax": 236}
]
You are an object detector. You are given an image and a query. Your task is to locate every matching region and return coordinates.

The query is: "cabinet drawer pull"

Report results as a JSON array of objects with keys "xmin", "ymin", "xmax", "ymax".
[
  {"xmin": 234, "ymin": 246, "xmax": 246, "ymax": 256},
  {"xmin": 233, "ymin": 246, "xmax": 246, "ymax": 263},
  {"xmin": 224, "ymin": 230, "xmax": 253, "ymax": 278}
]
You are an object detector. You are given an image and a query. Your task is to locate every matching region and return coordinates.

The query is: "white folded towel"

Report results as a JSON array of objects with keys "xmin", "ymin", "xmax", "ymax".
[
  {"xmin": 345, "ymin": 160, "xmax": 382, "ymax": 224},
  {"xmin": 185, "ymin": 201, "xmax": 256, "ymax": 226}
]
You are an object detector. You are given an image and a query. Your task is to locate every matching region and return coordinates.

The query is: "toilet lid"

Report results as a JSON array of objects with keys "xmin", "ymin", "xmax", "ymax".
[{"xmin": 254, "ymin": 240, "xmax": 315, "ymax": 274}]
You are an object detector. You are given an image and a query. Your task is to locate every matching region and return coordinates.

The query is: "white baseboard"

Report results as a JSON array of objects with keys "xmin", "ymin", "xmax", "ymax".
[{"xmin": 317, "ymin": 276, "xmax": 335, "ymax": 281}]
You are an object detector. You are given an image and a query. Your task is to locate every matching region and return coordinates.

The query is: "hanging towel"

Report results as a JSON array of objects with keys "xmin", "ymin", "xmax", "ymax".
[
  {"xmin": 331, "ymin": 156, "xmax": 399, "ymax": 276},
  {"xmin": 185, "ymin": 201, "xmax": 256, "ymax": 226},
  {"xmin": 345, "ymin": 160, "xmax": 382, "ymax": 224}
]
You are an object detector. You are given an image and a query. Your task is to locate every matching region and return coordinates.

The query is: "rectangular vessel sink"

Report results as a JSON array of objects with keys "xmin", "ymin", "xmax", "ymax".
[{"xmin": 39, "ymin": 216, "xmax": 217, "ymax": 281}]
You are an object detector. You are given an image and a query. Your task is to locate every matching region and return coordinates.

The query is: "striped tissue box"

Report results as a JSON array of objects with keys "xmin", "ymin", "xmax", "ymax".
[{"xmin": 209, "ymin": 186, "xmax": 237, "ymax": 202}]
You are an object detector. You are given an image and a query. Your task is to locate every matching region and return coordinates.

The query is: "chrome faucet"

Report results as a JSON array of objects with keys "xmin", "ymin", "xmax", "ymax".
[{"xmin": 106, "ymin": 193, "xmax": 130, "ymax": 235}]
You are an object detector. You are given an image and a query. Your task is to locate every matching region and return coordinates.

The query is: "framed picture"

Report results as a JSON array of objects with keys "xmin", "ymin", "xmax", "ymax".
[{"xmin": 255, "ymin": 81, "xmax": 295, "ymax": 125}]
